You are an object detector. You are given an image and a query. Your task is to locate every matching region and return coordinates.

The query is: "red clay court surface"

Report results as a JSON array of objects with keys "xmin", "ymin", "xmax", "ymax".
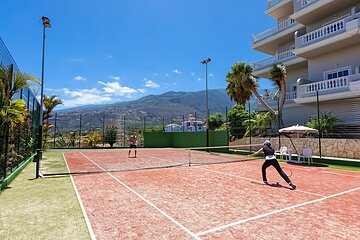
[{"xmin": 64, "ymin": 149, "xmax": 360, "ymax": 240}]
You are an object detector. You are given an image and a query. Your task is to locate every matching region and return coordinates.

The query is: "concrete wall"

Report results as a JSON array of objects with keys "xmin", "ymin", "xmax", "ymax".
[
  {"xmin": 231, "ymin": 137, "xmax": 360, "ymax": 159},
  {"xmin": 286, "ymin": 66, "xmax": 308, "ymax": 87},
  {"xmin": 308, "ymin": 45, "xmax": 360, "ymax": 80},
  {"xmin": 307, "ymin": 8, "xmax": 351, "ymax": 32}
]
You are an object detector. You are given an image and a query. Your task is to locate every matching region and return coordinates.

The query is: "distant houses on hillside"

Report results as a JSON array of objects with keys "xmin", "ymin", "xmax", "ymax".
[{"xmin": 164, "ymin": 114, "xmax": 207, "ymax": 132}]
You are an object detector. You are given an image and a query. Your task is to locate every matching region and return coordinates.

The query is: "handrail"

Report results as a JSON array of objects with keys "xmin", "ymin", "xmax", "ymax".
[
  {"xmin": 254, "ymin": 47, "xmax": 295, "ymax": 70},
  {"xmin": 304, "ymin": 77, "xmax": 349, "ymax": 93},
  {"xmin": 267, "ymin": 0, "xmax": 284, "ymax": 8},
  {"xmin": 300, "ymin": 18, "xmax": 346, "ymax": 45},
  {"xmin": 294, "ymin": 0, "xmax": 320, "ymax": 11},
  {"xmin": 253, "ymin": 18, "xmax": 296, "ymax": 42}
]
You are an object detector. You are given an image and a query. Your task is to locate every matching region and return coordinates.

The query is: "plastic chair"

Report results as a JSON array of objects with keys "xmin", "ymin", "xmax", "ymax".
[
  {"xmin": 279, "ymin": 146, "xmax": 289, "ymax": 161},
  {"xmin": 300, "ymin": 148, "xmax": 313, "ymax": 165}
]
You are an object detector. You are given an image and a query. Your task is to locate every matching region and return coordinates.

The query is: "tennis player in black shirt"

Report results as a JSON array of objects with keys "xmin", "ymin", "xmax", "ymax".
[{"xmin": 250, "ymin": 140, "xmax": 296, "ymax": 190}]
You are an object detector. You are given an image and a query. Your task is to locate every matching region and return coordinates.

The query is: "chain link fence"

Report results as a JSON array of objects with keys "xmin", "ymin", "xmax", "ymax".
[{"xmin": 0, "ymin": 37, "xmax": 41, "ymax": 183}]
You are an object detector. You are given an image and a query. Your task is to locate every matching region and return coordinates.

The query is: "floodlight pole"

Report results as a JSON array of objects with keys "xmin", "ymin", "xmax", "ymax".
[
  {"xmin": 36, "ymin": 16, "xmax": 51, "ymax": 179},
  {"xmin": 201, "ymin": 58, "xmax": 211, "ymax": 148}
]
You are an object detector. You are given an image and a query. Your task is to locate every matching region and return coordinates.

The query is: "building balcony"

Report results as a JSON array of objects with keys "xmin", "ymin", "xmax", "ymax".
[
  {"xmin": 294, "ymin": 10, "xmax": 360, "ymax": 58},
  {"xmin": 266, "ymin": 0, "xmax": 294, "ymax": 19},
  {"xmin": 293, "ymin": 0, "xmax": 360, "ymax": 25},
  {"xmin": 253, "ymin": 47, "xmax": 307, "ymax": 78},
  {"xmin": 252, "ymin": 18, "xmax": 304, "ymax": 54},
  {"xmin": 295, "ymin": 73, "xmax": 360, "ymax": 104}
]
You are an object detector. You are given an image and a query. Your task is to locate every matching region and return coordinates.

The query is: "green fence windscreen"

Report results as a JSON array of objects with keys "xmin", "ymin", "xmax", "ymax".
[{"xmin": 143, "ymin": 131, "xmax": 228, "ymax": 148}]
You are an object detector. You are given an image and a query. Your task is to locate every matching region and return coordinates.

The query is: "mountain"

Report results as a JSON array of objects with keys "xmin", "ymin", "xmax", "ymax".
[{"xmin": 53, "ymin": 89, "xmax": 234, "ymax": 131}]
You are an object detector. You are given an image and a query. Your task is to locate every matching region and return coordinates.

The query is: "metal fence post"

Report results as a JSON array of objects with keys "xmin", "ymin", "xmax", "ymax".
[
  {"xmin": 248, "ymin": 101, "xmax": 252, "ymax": 152},
  {"xmin": 123, "ymin": 115, "xmax": 126, "ymax": 147},
  {"xmin": 226, "ymin": 106, "xmax": 229, "ymax": 144},
  {"xmin": 278, "ymin": 95, "xmax": 281, "ymax": 149},
  {"xmin": 102, "ymin": 114, "xmax": 105, "ymax": 147},
  {"xmin": 53, "ymin": 113, "xmax": 57, "ymax": 148},
  {"xmin": 317, "ymin": 90, "xmax": 322, "ymax": 158},
  {"xmin": 79, "ymin": 114, "xmax": 82, "ymax": 148}
]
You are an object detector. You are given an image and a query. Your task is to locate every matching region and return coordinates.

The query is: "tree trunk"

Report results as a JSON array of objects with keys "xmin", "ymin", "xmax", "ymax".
[
  {"xmin": 278, "ymin": 80, "xmax": 287, "ymax": 117},
  {"xmin": 251, "ymin": 89, "xmax": 277, "ymax": 116}
]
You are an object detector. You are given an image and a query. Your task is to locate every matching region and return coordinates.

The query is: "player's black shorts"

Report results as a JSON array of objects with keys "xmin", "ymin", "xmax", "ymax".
[{"xmin": 130, "ymin": 144, "xmax": 137, "ymax": 148}]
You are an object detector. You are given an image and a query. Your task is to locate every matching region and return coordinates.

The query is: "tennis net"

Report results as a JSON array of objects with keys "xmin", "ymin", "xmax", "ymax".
[{"xmin": 41, "ymin": 145, "xmax": 262, "ymax": 177}]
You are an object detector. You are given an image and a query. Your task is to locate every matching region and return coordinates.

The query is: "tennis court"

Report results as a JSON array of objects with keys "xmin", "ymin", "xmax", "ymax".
[{"xmin": 58, "ymin": 148, "xmax": 360, "ymax": 239}]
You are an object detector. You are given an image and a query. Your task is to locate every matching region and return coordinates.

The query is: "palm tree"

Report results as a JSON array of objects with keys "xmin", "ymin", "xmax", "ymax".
[
  {"xmin": 269, "ymin": 63, "xmax": 287, "ymax": 117},
  {"xmin": 43, "ymin": 95, "xmax": 63, "ymax": 147},
  {"xmin": 0, "ymin": 64, "xmax": 39, "ymax": 178},
  {"xmin": 225, "ymin": 62, "xmax": 276, "ymax": 115}
]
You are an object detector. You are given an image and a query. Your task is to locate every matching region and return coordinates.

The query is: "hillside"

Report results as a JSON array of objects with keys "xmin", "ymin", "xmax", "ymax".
[{"xmin": 52, "ymin": 89, "xmax": 234, "ymax": 131}]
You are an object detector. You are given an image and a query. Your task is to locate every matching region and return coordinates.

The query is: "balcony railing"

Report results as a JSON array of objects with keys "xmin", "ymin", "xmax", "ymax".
[
  {"xmin": 267, "ymin": 0, "xmax": 284, "ymax": 8},
  {"xmin": 253, "ymin": 17, "xmax": 296, "ymax": 42},
  {"xmin": 294, "ymin": 0, "xmax": 320, "ymax": 12},
  {"xmin": 254, "ymin": 47, "xmax": 296, "ymax": 71},
  {"xmin": 304, "ymin": 77, "xmax": 349, "ymax": 93},
  {"xmin": 298, "ymin": 17, "xmax": 346, "ymax": 46}
]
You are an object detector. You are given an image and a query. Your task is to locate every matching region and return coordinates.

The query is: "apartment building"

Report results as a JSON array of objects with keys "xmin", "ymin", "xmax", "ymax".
[{"xmin": 252, "ymin": 0, "xmax": 360, "ymax": 126}]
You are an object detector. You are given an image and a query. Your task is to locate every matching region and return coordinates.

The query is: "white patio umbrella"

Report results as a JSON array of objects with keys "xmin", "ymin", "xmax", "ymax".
[
  {"xmin": 279, "ymin": 124, "xmax": 318, "ymax": 163},
  {"xmin": 279, "ymin": 124, "xmax": 319, "ymax": 134}
]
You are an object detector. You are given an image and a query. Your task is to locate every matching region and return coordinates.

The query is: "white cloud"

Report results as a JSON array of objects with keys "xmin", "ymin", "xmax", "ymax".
[
  {"xmin": 163, "ymin": 82, "xmax": 177, "ymax": 89},
  {"xmin": 62, "ymin": 88, "xmax": 112, "ymax": 107},
  {"xmin": 144, "ymin": 78, "xmax": 160, "ymax": 88},
  {"xmin": 172, "ymin": 69, "xmax": 182, "ymax": 74},
  {"xmin": 197, "ymin": 78, "xmax": 202, "ymax": 81},
  {"xmin": 137, "ymin": 88, "xmax": 146, "ymax": 93},
  {"xmin": 45, "ymin": 88, "xmax": 63, "ymax": 93},
  {"xmin": 191, "ymin": 72, "xmax": 196, "ymax": 76},
  {"xmin": 109, "ymin": 75, "xmax": 120, "ymax": 81},
  {"xmin": 74, "ymin": 75, "xmax": 86, "ymax": 81},
  {"xmin": 209, "ymin": 73, "xmax": 215, "ymax": 77},
  {"xmin": 98, "ymin": 81, "xmax": 138, "ymax": 97}
]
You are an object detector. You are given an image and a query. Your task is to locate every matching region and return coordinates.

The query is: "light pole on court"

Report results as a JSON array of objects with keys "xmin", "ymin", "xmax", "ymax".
[
  {"xmin": 201, "ymin": 57, "xmax": 211, "ymax": 148},
  {"xmin": 36, "ymin": 16, "xmax": 51, "ymax": 178}
]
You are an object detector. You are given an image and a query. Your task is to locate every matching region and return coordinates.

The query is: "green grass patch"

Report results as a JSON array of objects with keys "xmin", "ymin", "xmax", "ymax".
[{"xmin": 0, "ymin": 151, "xmax": 90, "ymax": 240}]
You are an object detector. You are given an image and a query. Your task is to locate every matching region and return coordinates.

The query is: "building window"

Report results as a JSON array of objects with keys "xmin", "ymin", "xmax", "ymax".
[{"xmin": 324, "ymin": 66, "xmax": 351, "ymax": 80}]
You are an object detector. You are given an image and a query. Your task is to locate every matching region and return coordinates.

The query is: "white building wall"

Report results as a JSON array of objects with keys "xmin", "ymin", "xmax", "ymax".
[
  {"xmin": 286, "ymin": 66, "xmax": 308, "ymax": 87},
  {"xmin": 307, "ymin": 8, "xmax": 352, "ymax": 32},
  {"xmin": 308, "ymin": 45, "xmax": 360, "ymax": 80},
  {"xmin": 282, "ymin": 97, "xmax": 360, "ymax": 126}
]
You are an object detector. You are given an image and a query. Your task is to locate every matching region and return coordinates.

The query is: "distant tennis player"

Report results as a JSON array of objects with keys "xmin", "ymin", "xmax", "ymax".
[
  {"xmin": 128, "ymin": 134, "xmax": 138, "ymax": 158},
  {"xmin": 250, "ymin": 140, "xmax": 296, "ymax": 190}
]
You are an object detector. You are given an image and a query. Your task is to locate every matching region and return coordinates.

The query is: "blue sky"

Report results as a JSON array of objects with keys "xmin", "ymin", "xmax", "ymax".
[{"xmin": 1, "ymin": 0, "xmax": 275, "ymax": 108}]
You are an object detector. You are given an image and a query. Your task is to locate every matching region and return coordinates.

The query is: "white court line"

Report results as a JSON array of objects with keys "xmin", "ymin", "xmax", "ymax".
[
  {"xmin": 282, "ymin": 165, "xmax": 360, "ymax": 179},
  {"xmin": 79, "ymin": 152, "xmax": 201, "ymax": 240},
  {"xmin": 323, "ymin": 171, "xmax": 360, "ymax": 179},
  {"xmin": 196, "ymin": 186, "xmax": 360, "ymax": 237},
  {"xmin": 63, "ymin": 153, "xmax": 96, "ymax": 240},
  {"xmin": 198, "ymin": 167, "xmax": 325, "ymax": 197}
]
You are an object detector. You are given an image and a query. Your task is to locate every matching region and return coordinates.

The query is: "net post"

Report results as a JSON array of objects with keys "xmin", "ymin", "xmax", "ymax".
[{"xmin": 188, "ymin": 148, "xmax": 191, "ymax": 166}]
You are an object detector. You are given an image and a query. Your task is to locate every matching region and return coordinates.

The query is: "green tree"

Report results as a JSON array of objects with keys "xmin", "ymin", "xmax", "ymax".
[
  {"xmin": 307, "ymin": 112, "xmax": 341, "ymax": 137},
  {"xmin": 208, "ymin": 112, "xmax": 224, "ymax": 130},
  {"xmin": 85, "ymin": 132, "xmax": 101, "ymax": 148},
  {"xmin": 0, "ymin": 64, "xmax": 39, "ymax": 178},
  {"xmin": 227, "ymin": 105, "xmax": 249, "ymax": 139},
  {"xmin": 243, "ymin": 112, "xmax": 273, "ymax": 137},
  {"xmin": 43, "ymin": 95, "xmax": 63, "ymax": 148},
  {"xmin": 104, "ymin": 126, "xmax": 118, "ymax": 147}
]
